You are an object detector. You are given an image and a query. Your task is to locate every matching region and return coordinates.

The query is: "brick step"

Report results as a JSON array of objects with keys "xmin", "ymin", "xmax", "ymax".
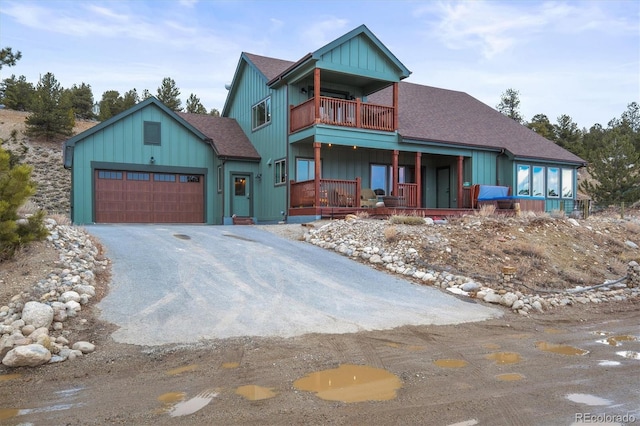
[{"xmin": 232, "ymin": 216, "xmax": 254, "ymax": 225}]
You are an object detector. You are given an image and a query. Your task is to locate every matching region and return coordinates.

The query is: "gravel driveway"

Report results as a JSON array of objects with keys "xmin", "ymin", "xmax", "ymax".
[{"xmin": 89, "ymin": 224, "xmax": 501, "ymax": 345}]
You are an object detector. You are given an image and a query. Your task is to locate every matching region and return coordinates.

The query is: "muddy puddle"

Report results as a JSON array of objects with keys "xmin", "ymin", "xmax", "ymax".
[
  {"xmin": 235, "ymin": 385, "xmax": 277, "ymax": 401},
  {"xmin": 166, "ymin": 364, "xmax": 199, "ymax": 375},
  {"xmin": 0, "ymin": 373, "xmax": 21, "ymax": 382},
  {"xmin": 293, "ymin": 364, "xmax": 402, "ymax": 403},
  {"xmin": 433, "ymin": 359, "xmax": 468, "ymax": 368},
  {"xmin": 536, "ymin": 341, "xmax": 589, "ymax": 356},
  {"xmin": 596, "ymin": 335, "xmax": 639, "ymax": 347},
  {"xmin": 157, "ymin": 389, "xmax": 218, "ymax": 417},
  {"xmin": 495, "ymin": 373, "xmax": 525, "ymax": 381},
  {"xmin": 485, "ymin": 352, "xmax": 522, "ymax": 365},
  {"xmin": 222, "ymin": 362, "xmax": 240, "ymax": 369},
  {"xmin": 616, "ymin": 351, "xmax": 640, "ymax": 360}
]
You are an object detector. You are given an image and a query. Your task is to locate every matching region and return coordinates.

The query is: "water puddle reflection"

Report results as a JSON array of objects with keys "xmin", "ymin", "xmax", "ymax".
[
  {"xmin": 536, "ymin": 341, "xmax": 589, "ymax": 356},
  {"xmin": 566, "ymin": 393, "xmax": 611, "ymax": 406},
  {"xmin": 596, "ymin": 335, "xmax": 638, "ymax": 347},
  {"xmin": 0, "ymin": 403, "xmax": 81, "ymax": 421},
  {"xmin": 616, "ymin": 351, "xmax": 640, "ymax": 360},
  {"xmin": 166, "ymin": 364, "xmax": 199, "ymax": 375},
  {"xmin": 157, "ymin": 389, "xmax": 218, "ymax": 417},
  {"xmin": 293, "ymin": 364, "xmax": 402, "ymax": 402},
  {"xmin": 485, "ymin": 352, "xmax": 521, "ymax": 365},
  {"xmin": 433, "ymin": 359, "xmax": 468, "ymax": 368},
  {"xmin": 496, "ymin": 373, "xmax": 524, "ymax": 381},
  {"xmin": 598, "ymin": 360, "xmax": 621, "ymax": 366},
  {"xmin": 235, "ymin": 385, "xmax": 277, "ymax": 401}
]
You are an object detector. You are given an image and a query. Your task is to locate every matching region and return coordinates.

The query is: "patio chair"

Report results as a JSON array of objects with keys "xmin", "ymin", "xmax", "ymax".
[{"xmin": 360, "ymin": 188, "xmax": 378, "ymax": 208}]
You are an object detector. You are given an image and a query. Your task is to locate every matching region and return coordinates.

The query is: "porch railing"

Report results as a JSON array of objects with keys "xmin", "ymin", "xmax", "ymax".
[
  {"xmin": 290, "ymin": 96, "xmax": 395, "ymax": 133},
  {"xmin": 290, "ymin": 178, "xmax": 360, "ymax": 208},
  {"xmin": 290, "ymin": 179, "xmax": 423, "ymax": 209},
  {"xmin": 398, "ymin": 183, "xmax": 418, "ymax": 208}
]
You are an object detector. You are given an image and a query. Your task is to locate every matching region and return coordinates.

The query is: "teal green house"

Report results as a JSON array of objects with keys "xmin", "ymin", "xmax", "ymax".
[{"xmin": 64, "ymin": 25, "xmax": 585, "ymax": 225}]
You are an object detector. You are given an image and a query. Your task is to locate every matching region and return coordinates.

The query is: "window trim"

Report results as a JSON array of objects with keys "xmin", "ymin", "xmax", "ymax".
[
  {"xmin": 296, "ymin": 157, "xmax": 316, "ymax": 182},
  {"xmin": 217, "ymin": 165, "xmax": 223, "ymax": 193},
  {"xmin": 274, "ymin": 158, "xmax": 286, "ymax": 186},
  {"xmin": 251, "ymin": 96, "xmax": 271, "ymax": 130}
]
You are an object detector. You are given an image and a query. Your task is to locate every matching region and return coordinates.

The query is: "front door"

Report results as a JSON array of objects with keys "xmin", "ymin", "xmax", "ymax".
[
  {"xmin": 436, "ymin": 167, "xmax": 450, "ymax": 208},
  {"xmin": 231, "ymin": 174, "xmax": 251, "ymax": 217}
]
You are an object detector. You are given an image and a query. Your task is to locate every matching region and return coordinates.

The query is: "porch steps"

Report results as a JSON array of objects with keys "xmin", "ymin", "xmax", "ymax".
[{"xmin": 232, "ymin": 216, "xmax": 255, "ymax": 225}]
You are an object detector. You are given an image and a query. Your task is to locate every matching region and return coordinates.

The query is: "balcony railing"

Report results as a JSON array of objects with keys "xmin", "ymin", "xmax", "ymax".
[{"xmin": 290, "ymin": 96, "xmax": 395, "ymax": 133}]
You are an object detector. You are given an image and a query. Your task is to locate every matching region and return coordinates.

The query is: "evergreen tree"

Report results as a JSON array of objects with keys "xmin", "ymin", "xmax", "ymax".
[
  {"xmin": 527, "ymin": 114, "xmax": 555, "ymax": 140},
  {"xmin": 185, "ymin": 93, "xmax": 207, "ymax": 114},
  {"xmin": 66, "ymin": 83, "xmax": 95, "ymax": 120},
  {"xmin": 496, "ymin": 88, "xmax": 523, "ymax": 123},
  {"xmin": 0, "ymin": 47, "xmax": 22, "ymax": 69},
  {"xmin": 209, "ymin": 108, "xmax": 220, "ymax": 117},
  {"xmin": 141, "ymin": 89, "xmax": 152, "ymax": 101},
  {"xmin": 156, "ymin": 77, "xmax": 181, "ymax": 111},
  {"xmin": 0, "ymin": 144, "xmax": 48, "ymax": 260},
  {"xmin": 1, "ymin": 75, "xmax": 35, "ymax": 111},
  {"xmin": 98, "ymin": 90, "xmax": 124, "ymax": 121},
  {"xmin": 25, "ymin": 73, "xmax": 75, "ymax": 141},
  {"xmin": 553, "ymin": 114, "xmax": 582, "ymax": 153},
  {"xmin": 122, "ymin": 89, "xmax": 139, "ymax": 110},
  {"xmin": 580, "ymin": 128, "xmax": 640, "ymax": 206}
]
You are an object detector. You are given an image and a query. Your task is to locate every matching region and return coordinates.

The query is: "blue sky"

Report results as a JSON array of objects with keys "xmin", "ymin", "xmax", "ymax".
[{"xmin": 1, "ymin": 0, "xmax": 638, "ymax": 129}]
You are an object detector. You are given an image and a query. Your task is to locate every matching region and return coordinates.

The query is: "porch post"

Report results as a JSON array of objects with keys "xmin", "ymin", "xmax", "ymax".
[
  {"xmin": 392, "ymin": 150, "xmax": 399, "ymax": 197},
  {"xmin": 314, "ymin": 142, "xmax": 321, "ymax": 206},
  {"xmin": 314, "ymin": 68, "xmax": 321, "ymax": 123},
  {"xmin": 457, "ymin": 155, "xmax": 464, "ymax": 208},
  {"xmin": 415, "ymin": 152, "xmax": 422, "ymax": 208},
  {"xmin": 392, "ymin": 82, "xmax": 399, "ymax": 131}
]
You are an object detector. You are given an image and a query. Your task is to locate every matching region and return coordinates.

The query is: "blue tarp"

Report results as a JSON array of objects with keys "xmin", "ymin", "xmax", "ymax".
[{"xmin": 477, "ymin": 185, "xmax": 509, "ymax": 200}]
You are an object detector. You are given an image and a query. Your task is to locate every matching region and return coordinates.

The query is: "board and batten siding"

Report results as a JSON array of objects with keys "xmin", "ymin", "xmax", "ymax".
[
  {"xmin": 71, "ymin": 104, "xmax": 218, "ymax": 224},
  {"xmin": 225, "ymin": 59, "xmax": 288, "ymax": 222}
]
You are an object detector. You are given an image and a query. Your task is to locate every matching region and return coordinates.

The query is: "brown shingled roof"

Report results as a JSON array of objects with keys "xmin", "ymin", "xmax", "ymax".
[
  {"xmin": 178, "ymin": 113, "xmax": 260, "ymax": 161},
  {"xmin": 369, "ymin": 82, "xmax": 585, "ymax": 164},
  {"xmin": 244, "ymin": 52, "xmax": 295, "ymax": 81}
]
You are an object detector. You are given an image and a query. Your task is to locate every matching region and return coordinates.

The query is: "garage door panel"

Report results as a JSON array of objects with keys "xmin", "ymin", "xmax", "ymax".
[{"xmin": 95, "ymin": 170, "xmax": 204, "ymax": 223}]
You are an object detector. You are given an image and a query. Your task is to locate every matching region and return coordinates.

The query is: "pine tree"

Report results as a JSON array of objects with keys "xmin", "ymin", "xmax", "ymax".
[
  {"xmin": 0, "ymin": 145, "xmax": 48, "ymax": 260},
  {"xmin": 1, "ymin": 74, "xmax": 35, "ymax": 111},
  {"xmin": 67, "ymin": 83, "xmax": 95, "ymax": 120},
  {"xmin": 496, "ymin": 88, "xmax": 523, "ymax": 123},
  {"xmin": 185, "ymin": 93, "xmax": 207, "ymax": 114},
  {"xmin": 156, "ymin": 77, "xmax": 181, "ymax": 111},
  {"xmin": 25, "ymin": 73, "xmax": 75, "ymax": 141}
]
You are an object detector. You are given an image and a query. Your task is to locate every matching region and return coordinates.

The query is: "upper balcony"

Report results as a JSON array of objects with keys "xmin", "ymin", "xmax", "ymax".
[{"xmin": 289, "ymin": 96, "xmax": 395, "ymax": 133}]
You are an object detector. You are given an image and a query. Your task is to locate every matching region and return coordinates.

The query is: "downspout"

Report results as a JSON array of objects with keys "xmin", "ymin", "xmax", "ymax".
[
  {"xmin": 496, "ymin": 149, "xmax": 505, "ymax": 186},
  {"xmin": 285, "ymin": 83, "xmax": 290, "ymax": 222}
]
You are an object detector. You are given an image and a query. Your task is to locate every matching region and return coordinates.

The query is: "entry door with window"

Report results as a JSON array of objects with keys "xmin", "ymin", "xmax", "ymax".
[{"xmin": 231, "ymin": 174, "xmax": 251, "ymax": 217}]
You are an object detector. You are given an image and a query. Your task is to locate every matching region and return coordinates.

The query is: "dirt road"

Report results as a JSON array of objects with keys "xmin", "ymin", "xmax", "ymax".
[{"xmin": 1, "ymin": 301, "xmax": 638, "ymax": 425}]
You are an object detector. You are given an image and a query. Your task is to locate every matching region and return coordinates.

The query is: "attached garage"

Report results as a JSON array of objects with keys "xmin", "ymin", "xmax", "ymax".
[
  {"xmin": 64, "ymin": 97, "xmax": 260, "ymax": 225},
  {"xmin": 94, "ymin": 170, "xmax": 204, "ymax": 223}
]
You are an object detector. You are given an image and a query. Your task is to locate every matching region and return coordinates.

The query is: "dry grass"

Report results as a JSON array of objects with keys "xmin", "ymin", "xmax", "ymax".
[
  {"xmin": 384, "ymin": 226, "xmax": 398, "ymax": 242},
  {"xmin": 17, "ymin": 200, "xmax": 40, "ymax": 215},
  {"xmin": 475, "ymin": 204, "xmax": 496, "ymax": 217},
  {"xmin": 48, "ymin": 213, "xmax": 72, "ymax": 225},
  {"xmin": 389, "ymin": 215, "xmax": 425, "ymax": 225}
]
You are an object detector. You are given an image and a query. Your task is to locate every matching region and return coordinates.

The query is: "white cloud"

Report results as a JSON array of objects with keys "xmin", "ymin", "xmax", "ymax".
[{"xmin": 300, "ymin": 18, "xmax": 351, "ymax": 48}]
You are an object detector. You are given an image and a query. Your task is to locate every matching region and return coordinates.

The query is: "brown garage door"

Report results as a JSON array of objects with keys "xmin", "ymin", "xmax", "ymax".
[{"xmin": 94, "ymin": 170, "xmax": 204, "ymax": 223}]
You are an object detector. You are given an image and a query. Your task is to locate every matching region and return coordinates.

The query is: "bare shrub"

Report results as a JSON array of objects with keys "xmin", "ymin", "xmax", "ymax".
[
  {"xmin": 475, "ymin": 204, "xmax": 496, "ymax": 217},
  {"xmin": 384, "ymin": 226, "xmax": 398, "ymax": 242},
  {"xmin": 623, "ymin": 221, "xmax": 640, "ymax": 236},
  {"xmin": 389, "ymin": 215, "xmax": 424, "ymax": 225},
  {"xmin": 17, "ymin": 200, "xmax": 39, "ymax": 215},
  {"xmin": 48, "ymin": 213, "xmax": 71, "ymax": 225},
  {"xmin": 550, "ymin": 209, "xmax": 565, "ymax": 218},
  {"xmin": 356, "ymin": 210, "xmax": 370, "ymax": 219}
]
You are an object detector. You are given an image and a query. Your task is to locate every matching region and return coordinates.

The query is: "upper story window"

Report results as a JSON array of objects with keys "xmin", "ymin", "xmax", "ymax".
[
  {"xmin": 252, "ymin": 97, "xmax": 271, "ymax": 130},
  {"xmin": 144, "ymin": 121, "xmax": 161, "ymax": 145}
]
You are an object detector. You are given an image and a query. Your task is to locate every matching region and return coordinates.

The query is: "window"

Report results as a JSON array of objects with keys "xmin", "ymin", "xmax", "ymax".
[
  {"xmin": 252, "ymin": 97, "xmax": 271, "ymax": 130},
  {"xmin": 154, "ymin": 173, "xmax": 176, "ymax": 182},
  {"xmin": 547, "ymin": 167, "xmax": 559, "ymax": 198},
  {"xmin": 296, "ymin": 158, "xmax": 315, "ymax": 181},
  {"xmin": 217, "ymin": 166, "xmax": 223, "ymax": 193},
  {"xmin": 179, "ymin": 175, "xmax": 200, "ymax": 183},
  {"xmin": 144, "ymin": 121, "xmax": 161, "ymax": 145},
  {"xmin": 127, "ymin": 172, "xmax": 149, "ymax": 181},
  {"xmin": 516, "ymin": 164, "xmax": 531, "ymax": 196},
  {"xmin": 370, "ymin": 164, "xmax": 412, "ymax": 195},
  {"xmin": 562, "ymin": 168, "xmax": 574, "ymax": 198},
  {"xmin": 98, "ymin": 171, "xmax": 122, "ymax": 179},
  {"xmin": 234, "ymin": 177, "xmax": 246, "ymax": 196},
  {"xmin": 275, "ymin": 159, "xmax": 286, "ymax": 185},
  {"xmin": 532, "ymin": 166, "xmax": 545, "ymax": 197}
]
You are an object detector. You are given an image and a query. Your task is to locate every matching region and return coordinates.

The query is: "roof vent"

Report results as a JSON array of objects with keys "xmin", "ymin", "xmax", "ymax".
[{"xmin": 224, "ymin": 83, "xmax": 231, "ymax": 90}]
